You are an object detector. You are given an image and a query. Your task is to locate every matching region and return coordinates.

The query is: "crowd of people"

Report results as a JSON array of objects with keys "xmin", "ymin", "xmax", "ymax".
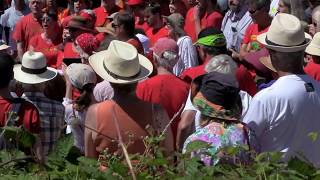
[{"xmin": 0, "ymin": 0, "xmax": 320, "ymax": 168}]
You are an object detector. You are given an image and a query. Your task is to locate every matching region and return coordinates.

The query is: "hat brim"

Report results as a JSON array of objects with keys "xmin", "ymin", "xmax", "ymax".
[
  {"xmin": 89, "ymin": 50, "xmax": 153, "ymax": 84},
  {"xmin": 0, "ymin": 44, "xmax": 10, "ymax": 51},
  {"xmin": 259, "ymin": 56, "xmax": 276, "ymax": 72},
  {"xmin": 95, "ymin": 27, "xmax": 116, "ymax": 36},
  {"xmin": 13, "ymin": 65, "xmax": 57, "ymax": 84},
  {"xmin": 257, "ymin": 32, "xmax": 312, "ymax": 52},
  {"xmin": 305, "ymin": 44, "xmax": 320, "ymax": 56}
]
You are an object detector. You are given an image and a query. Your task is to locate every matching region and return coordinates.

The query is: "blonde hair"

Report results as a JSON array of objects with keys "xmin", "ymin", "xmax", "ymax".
[{"xmin": 205, "ymin": 54, "xmax": 237, "ymax": 75}]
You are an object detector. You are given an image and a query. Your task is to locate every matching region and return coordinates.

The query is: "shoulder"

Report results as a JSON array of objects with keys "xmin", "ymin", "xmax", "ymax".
[{"xmin": 208, "ymin": 11, "xmax": 223, "ymax": 19}]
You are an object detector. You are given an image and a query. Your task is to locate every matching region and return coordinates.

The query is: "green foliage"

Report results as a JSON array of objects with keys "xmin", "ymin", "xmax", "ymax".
[{"xmin": 0, "ymin": 131, "xmax": 319, "ymax": 179}]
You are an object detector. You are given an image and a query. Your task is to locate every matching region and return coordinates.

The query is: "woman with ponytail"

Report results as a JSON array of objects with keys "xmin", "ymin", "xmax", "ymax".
[{"xmin": 63, "ymin": 63, "xmax": 97, "ymax": 153}]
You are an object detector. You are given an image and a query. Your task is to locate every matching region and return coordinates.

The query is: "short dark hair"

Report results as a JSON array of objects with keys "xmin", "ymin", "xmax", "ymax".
[
  {"xmin": 269, "ymin": 49, "xmax": 304, "ymax": 72},
  {"xmin": 145, "ymin": 2, "xmax": 161, "ymax": 15},
  {"xmin": 0, "ymin": 54, "xmax": 14, "ymax": 88},
  {"xmin": 198, "ymin": 27, "xmax": 227, "ymax": 56},
  {"xmin": 114, "ymin": 11, "xmax": 136, "ymax": 37},
  {"xmin": 249, "ymin": 0, "xmax": 271, "ymax": 12}
]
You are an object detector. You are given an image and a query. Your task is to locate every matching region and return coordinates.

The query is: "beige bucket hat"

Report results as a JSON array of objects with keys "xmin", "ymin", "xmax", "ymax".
[
  {"xmin": 257, "ymin": 13, "xmax": 312, "ymax": 52},
  {"xmin": 14, "ymin": 51, "xmax": 57, "ymax": 84},
  {"xmin": 89, "ymin": 40, "xmax": 153, "ymax": 84},
  {"xmin": 305, "ymin": 32, "xmax": 320, "ymax": 56}
]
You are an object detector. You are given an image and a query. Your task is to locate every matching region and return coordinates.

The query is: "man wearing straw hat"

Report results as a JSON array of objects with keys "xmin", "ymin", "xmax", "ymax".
[
  {"xmin": 14, "ymin": 51, "xmax": 65, "ymax": 157},
  {"xmin": 243, "ymin": 13, "xmax": 320, "ymax": 167}
]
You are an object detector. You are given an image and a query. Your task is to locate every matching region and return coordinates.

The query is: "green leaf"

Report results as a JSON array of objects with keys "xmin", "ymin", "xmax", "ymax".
[
  {"xmin": 185, "ymin": 140, "xmax": 211, "ymax": 154},
  {"xmin": 18, "ymin": 130, "xmax": 36, "ymax": 148},
  {"xmin": 308, "ymin": 132, "xmax": 318, "ymax": 142},
  {"xmin": 287, "ymin": 157, "xmax": 316, "ymax": 177},
  {"xmin": 48, "ymin": 135, "xmax": 74, "ymax": 159}
]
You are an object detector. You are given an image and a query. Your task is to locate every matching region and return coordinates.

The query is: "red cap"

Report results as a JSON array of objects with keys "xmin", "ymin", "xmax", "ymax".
[{"xmin": 127, "ymin": 0, "xmax": 144, "ymax": 6}]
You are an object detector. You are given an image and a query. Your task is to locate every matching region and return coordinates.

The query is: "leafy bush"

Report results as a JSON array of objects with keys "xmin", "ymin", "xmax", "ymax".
[{"xmin": 0, "ymin": 133, "xmax": 319, "ymax": 180}]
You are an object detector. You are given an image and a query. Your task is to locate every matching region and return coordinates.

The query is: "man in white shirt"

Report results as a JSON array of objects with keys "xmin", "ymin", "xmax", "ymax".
[
  {"xmin": 243, "ymin": 13, "xmax": 320, "ymax": 167},
  {"xmin": 221, "ymin": 0, "xmax": 252, "ymax": 53}
]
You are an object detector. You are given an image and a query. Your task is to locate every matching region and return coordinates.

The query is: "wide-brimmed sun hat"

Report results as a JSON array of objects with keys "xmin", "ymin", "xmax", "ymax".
[
  {"xmin": 306, "ymin": 32, "xmax": 320, "ymax": 56},
  {"xmin": 14, "ymin": 51, "xmax": 57, "ymax": 84},
  {"xmin": 257, "ymin": 13, "xmax": 312, "ymax": 52},
  {"xmin": 89, "ymin": 40, "xmax": 153, "ymax": 84},
  {"xmin": 66, "ymin": 16, "xmax": 94, "ymax": 33}
]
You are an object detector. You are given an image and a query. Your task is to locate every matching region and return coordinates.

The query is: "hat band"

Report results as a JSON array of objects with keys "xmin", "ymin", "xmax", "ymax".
[
  {"xmin": 21, "ymin": 66, "xmax": 47, "ymax": 74},
  {"xmin": 265, "ymin": 36, "xmax": 306, "ymax": 47},
  {"xmin": 103, "ymin": 62, "xmax": 141, "ymax": 80}
]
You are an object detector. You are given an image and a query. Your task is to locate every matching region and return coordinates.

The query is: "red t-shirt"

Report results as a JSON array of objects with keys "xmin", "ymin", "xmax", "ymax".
[
  {"xmin": 180, "ymin": 62, "xmax": 257, "ymax": 96},
  {"xmin": 146, "ymin": 26, "xmax": 169, "ymax": 47},
  {"xmin": 29, "ymin": 35, "xmax": 62, "ymax": 68},
  {"xmin": 304, "ymin": 60, "xmax": 320, "ymax": 81},
  {"xmin": 242, "ymin": 24, "xmax": 269, "ymax": 51},
  {"xmin": 135, "ymin": 19, "xmax": 150, "ymax": 33},
  {"xmin": 94, "ymin": 5, "xmax": 122, "ymax": 27},
  {"xmin": 0, "ymin": 97, "xmax": 40, "ymax": 134},
  {"xmin": 13, "ymin": 14, "xmax": 43, "ymax": 52},
  {"xmin": 127, "ymin": 37, "xmax": 144, "ymax": 55},
  {"xmin": 136, "ymin": 74, "xmax": 189, "ymax": 139},
  {"xmin": 184, "ymin": 8, "xmax": 223, "ymax": 42}
]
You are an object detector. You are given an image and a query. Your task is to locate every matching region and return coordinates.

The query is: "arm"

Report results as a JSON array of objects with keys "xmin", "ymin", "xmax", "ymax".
[
  {"xmin": 16, "ymin": 41, "xmax": 24, "ymax": 62},
  {"xmin": 176, "ymin": 110, "xmax": 196, "ymax": 151},
  {"xmin": 85, "ymin": 104, "xmax": 99, "ymax": 158}
]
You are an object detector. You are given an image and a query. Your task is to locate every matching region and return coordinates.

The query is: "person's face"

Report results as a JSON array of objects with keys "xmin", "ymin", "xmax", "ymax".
[
  {"xmin": 46, "ymin": 0, "xmax": 56, "ymax": 7},
  {"xmin": 277, "ymin": 0, "xmax": 289, "ymax": 13},
  {"xmin": 165, "ymin": 23, "xmax": 175, "ymax": 38},
  {"xmin": 103, "ymin": 0, "xmax": 116, "ymax": 12},
  {"xmin": 228, "ymin": 0, "xmax": 241, "ymax": 11},
  {"xmin": 196, "ymin": 45, "xmax": 206, "ymax": 62},
  {"xmin": 195, "ymin": 0, "xmax": 206, "ymax": 9},
  {"xmin": 29, "ymin": 0, "xmax": 43, "ymax": 14},
  {"xmin": 248, "ymin": 3, "xmax": 266, "ymax": 24},
  {"xmin": 74, "ymin": 1, "xmax": 87, "ymax": 14},
  {"xmin": 112, "ymin": 20, "xmax": 123, "ymax": 38},
  {"xmin": 42, "ymin": 14, "xmax": 53, "ymax": 31},
  {"xmin": 130, "ymin": 5, "xmax": 144, "ymax": 17},
  {"xmin": 144, "ymin": 10, "xmax": 156, "ymax": 27}
]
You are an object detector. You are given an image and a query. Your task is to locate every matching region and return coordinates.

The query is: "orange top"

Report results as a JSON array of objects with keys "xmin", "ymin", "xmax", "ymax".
[{"xmin": 95, "ymin": 100, "xmax": 149, "ymax": 154}]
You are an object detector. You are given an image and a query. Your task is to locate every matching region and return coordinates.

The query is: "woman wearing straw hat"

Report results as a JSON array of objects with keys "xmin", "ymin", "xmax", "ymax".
[{"xmin": 85, "ymin": 40, "xmax": 174, "ymax": 158}]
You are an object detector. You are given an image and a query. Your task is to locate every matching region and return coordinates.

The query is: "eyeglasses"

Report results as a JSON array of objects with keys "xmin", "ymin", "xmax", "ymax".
[
  {"xmin": 42, "ymin": 17, "xmax": 51, "ymax": 22},
  {"xmin": 111, "ymin": 22, "xmax": 120, "ymax": 29}
]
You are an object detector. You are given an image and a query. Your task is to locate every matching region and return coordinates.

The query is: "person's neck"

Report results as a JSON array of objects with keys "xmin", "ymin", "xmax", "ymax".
[
  {"xmin": 258, "ymin": 15, "xmax": 272, "ymax": 30},
  {"xmin": 32, "ymin": 13, "xmax": 42, "ymax": 21},
  {"xmin": 277, "ymin": 69, "xmax": 305, "ymax": 77},
  {"xmin": 0, "ymin": 87, "xmax": 13, "ymax": 100},
  {"xmin": 113, "ymin": 92, "xmax": 138, "ymax": 103},
  {"xmin": 153, "ymin": 19, "xmax": 163, "ymax": 30},
  {"xmin": 119, "ymin": 34, "xmax": 131, "ymax": 41},
  {"xmin": 157, "ymin": 67, "xmax": 172, "ymax": 75}
]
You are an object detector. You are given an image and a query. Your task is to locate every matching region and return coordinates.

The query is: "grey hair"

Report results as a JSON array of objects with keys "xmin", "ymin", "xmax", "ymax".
[
  {"xmin": 153, "ymin": 51, "xmax": 179, "ymax": 72},
  {"xmin": 205, "ymin": 54, "xmax": 237, "ymax": 75}
]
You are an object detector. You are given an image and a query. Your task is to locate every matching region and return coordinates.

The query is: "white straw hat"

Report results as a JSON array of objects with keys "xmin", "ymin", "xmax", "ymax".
[
  {"xmin": 14, "ymin": 51, "xmax": 57, "ymax": 84},
  {"xmin": 306, "ymin": 32, "xmax": 320, "ymax": 56},
  {"xmin": 257, "ymin": 13, "xmax": 312, "ymax": 52},
  {"xmin": 89, "ymin": 40, "xmax": 153, "ymax": 84}
]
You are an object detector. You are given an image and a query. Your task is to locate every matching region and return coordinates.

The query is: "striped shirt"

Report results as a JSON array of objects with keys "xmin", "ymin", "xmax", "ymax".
[
  {"xmin": 221, "ymin": 8, "xmax": 252, "ymax": 52},
  {"xmin": 22, "ymin": 92, "xmax": 65, "ymax": 156}
]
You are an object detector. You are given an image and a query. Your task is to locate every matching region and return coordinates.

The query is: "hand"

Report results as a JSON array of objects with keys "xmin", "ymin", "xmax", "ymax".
[{"xmin": 309, "ymin": 24, "xmax": 316, "ymax": 36}]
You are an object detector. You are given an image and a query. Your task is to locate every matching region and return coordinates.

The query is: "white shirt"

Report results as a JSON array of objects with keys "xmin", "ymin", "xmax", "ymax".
[
  {"xmin": 183, "ymin": 90, "xmax": 252, "ymax": 130},
  {"xmin": 221, "ymin": 8, "xmax": 252, "ymax": 52},
  {"xmin": 173, "ymin": 36, "xmax": 198, "ymax": 76},
  {"xmin": 243, "ymin": 75, "xmax": 320, "ymax": 167},
  {"xmin": 269, "ymin": 0, "xmax": 280, "ymax": 17},
  {"xmin": 0, "ymin": 4, "xmax": 29, "ymax": 50}
]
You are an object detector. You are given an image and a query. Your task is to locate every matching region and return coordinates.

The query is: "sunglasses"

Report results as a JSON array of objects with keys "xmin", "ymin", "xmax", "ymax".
[{"xmin": 111, "ymin": 22, "xmax": 120, "ymax": 29}]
